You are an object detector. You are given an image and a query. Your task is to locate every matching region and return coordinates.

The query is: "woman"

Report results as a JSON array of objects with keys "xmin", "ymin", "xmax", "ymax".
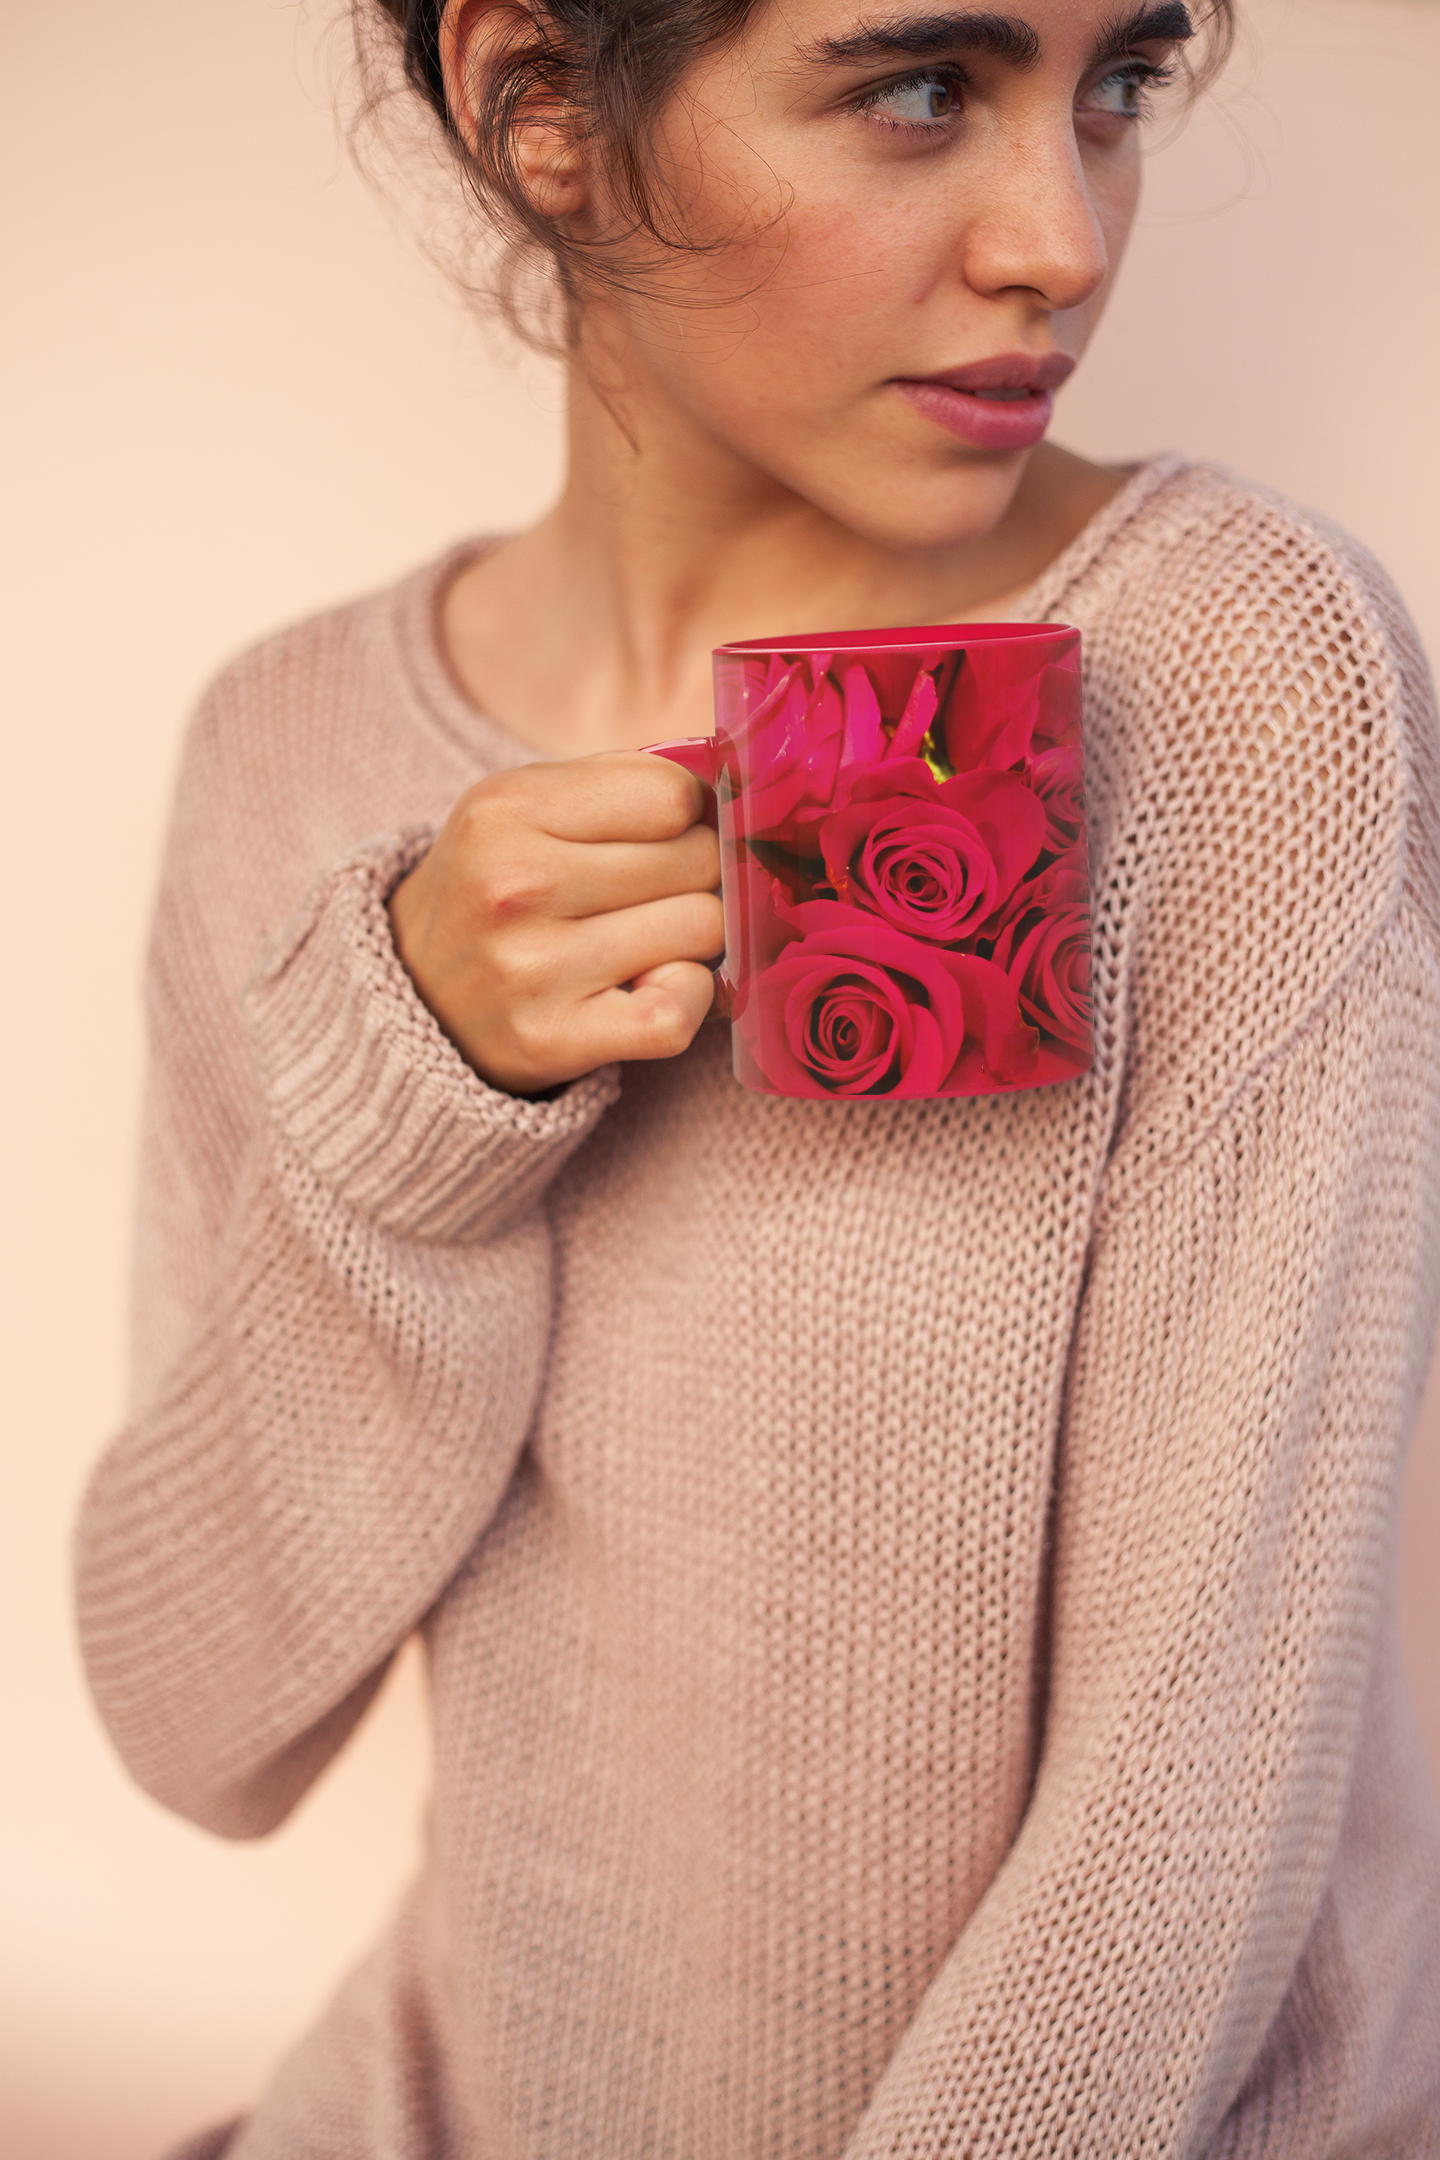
[{"xmin": 76, "ymin": 0, "xmax": 1440, "ymax": 2153}]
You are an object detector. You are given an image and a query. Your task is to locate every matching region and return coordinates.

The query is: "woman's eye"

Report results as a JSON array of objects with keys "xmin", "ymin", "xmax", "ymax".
[
  {"xmin": 859, "ymin": 70, "xmax": 961, "ymax": 129},
  {"xmin": 1082, "ymin": 64, "xmax": 1168, "ymax": 118}
]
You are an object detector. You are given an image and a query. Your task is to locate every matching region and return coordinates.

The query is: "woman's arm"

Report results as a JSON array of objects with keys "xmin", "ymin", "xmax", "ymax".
[
  {"xmin": 75, "ymin": 799, "xmax": 620, "ymax": 1840},
  {"xmin": 74, "ymin": 581, "xmax": 723, "ymax": 1842},
  {"xmin": 841, "ymin": 491, "xmax": 1440, "ymax": 2156},
  {"xmin": 843, "ymin": 911, "xmax": 1440, "ymax": 2155}
]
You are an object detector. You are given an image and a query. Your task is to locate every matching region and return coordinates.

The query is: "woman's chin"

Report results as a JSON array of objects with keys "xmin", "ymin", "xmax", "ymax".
[{"xmin": 785, "ymin": 453, "xmax": 1035, "ymax": 560}]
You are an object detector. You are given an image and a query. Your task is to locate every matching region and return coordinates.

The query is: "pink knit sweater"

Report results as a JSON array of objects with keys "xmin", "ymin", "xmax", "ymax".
[{"xmin": 78, "ymin": 458, "xmax": 1440, "ymax": 2158}]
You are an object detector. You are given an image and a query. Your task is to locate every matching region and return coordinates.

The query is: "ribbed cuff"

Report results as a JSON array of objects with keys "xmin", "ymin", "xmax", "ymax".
[{"xmin": 245, "ymin": 830, "xmax": 620, "ymax": 1244}]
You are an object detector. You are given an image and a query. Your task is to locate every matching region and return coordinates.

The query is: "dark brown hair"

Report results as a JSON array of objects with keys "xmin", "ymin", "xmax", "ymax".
[
  {"xmin": 365, "ymin": 0, "xmax": 1235, "ymax": 348},
  {"xmin": 367, "ymin": 0, "xmax": 765, "ymax": 343}
]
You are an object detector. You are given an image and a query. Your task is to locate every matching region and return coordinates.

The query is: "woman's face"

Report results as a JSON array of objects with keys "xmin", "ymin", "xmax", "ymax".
[{"xmin": 577, "ymin": 0, "xmax": 1195, "ymax": 548}]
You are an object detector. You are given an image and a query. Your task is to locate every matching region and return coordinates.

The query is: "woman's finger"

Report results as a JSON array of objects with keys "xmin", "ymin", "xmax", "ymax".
[
  {"xmin": 551, "ymin": 965, "xmax": 719, "ymax": 1077},
  {"xmin": 478, "ymin": 750, "xmax": 709, "ymax": 847},
  {"xmin": 557, "ymin": 889, "xmax": 726, "ymax": 998},
  {"xmin": 547, "ymin": 827, "xmax": 721, "ymax": 918}
]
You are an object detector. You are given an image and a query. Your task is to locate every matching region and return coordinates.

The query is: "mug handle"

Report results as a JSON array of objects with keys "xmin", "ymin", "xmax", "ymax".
[
  {"xmin": 642, "ymin": 734, "xmax": 721, "ymax": 831},
  {"xmin": 640, "ymin": 736, "xmax": 733, "ymax": 1018},
  {"xmin": 642, "ymin": 734, "xmax": 719, "ymax": 787}
]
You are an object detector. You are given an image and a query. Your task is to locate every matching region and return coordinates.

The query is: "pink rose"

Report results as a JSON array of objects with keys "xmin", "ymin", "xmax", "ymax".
[
  {"xmin": 817, "ymin": 758, "xmax": 1047, "ymax": 944},
  {"xmin": 991, "ymin": 899, "xmax": 1093, "ymax": 1058},
  {"xmin": 1024, "ymin": 728, "xmax": 1085, "ymax": 854},
  {"xmin": 979, "ymin": 842, "xmax": 1088, "ymax": 941},
  {"xmin": 732, "ymin": 914, "xmax": 1038, "ymax": 1099}
]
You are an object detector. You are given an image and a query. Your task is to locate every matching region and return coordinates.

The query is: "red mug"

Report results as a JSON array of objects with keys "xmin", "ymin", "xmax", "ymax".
[{"xmin": 646, "ymin": 622, "xmax": 1092, "ymax": 1101}]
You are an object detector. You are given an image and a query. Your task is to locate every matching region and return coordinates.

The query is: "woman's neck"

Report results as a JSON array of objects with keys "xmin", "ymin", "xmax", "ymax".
[{"xmin": 440, "ymin": 357, "xmax": 1128, "ymax": 758}]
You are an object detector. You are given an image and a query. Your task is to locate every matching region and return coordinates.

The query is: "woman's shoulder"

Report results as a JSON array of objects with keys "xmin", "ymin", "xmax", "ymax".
[
  {"xmin": 177, "ymin": 540, "xmax": 497, "ymax": 819},
  {"xmin": 1069, "ymin": 459, "xmax": 1440, "ymax": 1174},
  {"xmin": 1069, "ymin": 454, "xmax": 1436, "ymax": 900},
  {"xmin": 1066, "ymin": 456, "xmax": 1420, "ymax": 669},
  {"xmin": 1083, "ymin": 455, "xmax": 1434, "ymax": 736}
]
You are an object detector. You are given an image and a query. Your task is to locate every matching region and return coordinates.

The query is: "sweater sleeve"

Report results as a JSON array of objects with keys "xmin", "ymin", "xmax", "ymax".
[
  {"xmin": 839, "ymin": 466, "xmax": 1440, "ymax": 2157},
  {"xmin": 76, "ymin": 807, "xmax": 619, "ymax": 1839},
  {"xmin": 841, "ymin": 908, "xmax": 1440, "ymax": 2158}
]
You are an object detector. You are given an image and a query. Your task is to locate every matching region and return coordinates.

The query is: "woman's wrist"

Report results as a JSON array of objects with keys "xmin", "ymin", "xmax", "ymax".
[{"xmin": 247, "ymin": 833, "xmax": 620, "ymax": 1243}]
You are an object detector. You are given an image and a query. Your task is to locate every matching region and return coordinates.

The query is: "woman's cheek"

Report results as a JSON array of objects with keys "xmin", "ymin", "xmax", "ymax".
[{"xmin": 1071, "ymin": 139, "xmax": 1142, "ymax": 324}]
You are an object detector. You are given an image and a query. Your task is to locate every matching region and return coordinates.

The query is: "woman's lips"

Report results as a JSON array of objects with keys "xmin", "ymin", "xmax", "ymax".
[
  {"xmin": 892, "ymin": 378, "xmax": 1055, "ymax": 451},
  {"xmin": 890, "ymin": 353, "xmax": 1074, "ymax": 452}
]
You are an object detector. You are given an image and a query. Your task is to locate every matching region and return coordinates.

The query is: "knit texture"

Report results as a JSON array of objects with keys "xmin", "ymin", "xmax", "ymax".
[{"xmin": 77, "ymin": 458, "xmax": 1440, "ymax": 2158}]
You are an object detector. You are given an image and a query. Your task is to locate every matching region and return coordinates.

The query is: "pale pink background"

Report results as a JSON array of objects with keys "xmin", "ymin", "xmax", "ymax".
[{"xmin": 4, "ymin": 3, "xmax": 1437, "ymax": 2155}]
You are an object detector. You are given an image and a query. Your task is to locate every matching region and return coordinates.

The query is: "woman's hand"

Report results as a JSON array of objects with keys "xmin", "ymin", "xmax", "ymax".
[{"xmin": 388, "ymin": 751, "xmax": 723, "ymax": 1096}]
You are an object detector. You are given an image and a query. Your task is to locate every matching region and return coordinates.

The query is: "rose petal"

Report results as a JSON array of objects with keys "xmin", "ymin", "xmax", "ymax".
[
  {"xmin": 781, "ymin": 895, "xmax": 876, "ymax": 939},
  {"xmin": 819, "ymin": 795, "xmax": 958, "ymax": 887},
  {"xmin": 887, "ymin": 1003, "xmax": 947, "ymax": 1097},
  {"xmin": 942, "ymin": 636, "xmax": 1080, "ymax": 772},
  {"xmin": 936, "ymin": 769, "xmax": 1048, "ymax": 896},
  {"xmin": 839, "ymin": 666, "xmax": 884, "ymax": 775},
  {"xmin": 888, "ymin": 664, "xmax": 940, "ymax": 760},
  {"xmin": 805, "ymin": 672, "xmax": 845, "ymax": 798},
  {"xmin": 724, "ymin": 846, "xmax": 803, "ymax": 1003},
  {"xmin": 1033, "ymin": 655, "xmax": 1083, "ymax": 750},
  {"xmin": 847, "ymin": 757, "xmax": 940, "ymax": 808},
  {"xmin": 1025, "ymin": 733, "xmax": 1086, "ymax": 852},
  {"xmin": 984, "ymin": 844, "xmax": 1090, "ymax": 939},
  {"xmin": 940, "ymin": 953, "xmax": 1039, "ymax": 1081},
  {"xmin": 860, "ymin": 648, "xmax": 961, "ymax": 730}
]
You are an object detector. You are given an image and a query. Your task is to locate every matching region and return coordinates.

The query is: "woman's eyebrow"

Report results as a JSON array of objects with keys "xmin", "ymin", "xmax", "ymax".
[
  {"xmin": 798, "ymin": 2, "xmax": 1195, "ymax": 71},
  {"xmin": 800, "ymin": 11, "xmax": 1043, "ymax": 70},
  {"xmin": 1087, "ymin": 3, "xmax": 1195, "ymax": 65}
]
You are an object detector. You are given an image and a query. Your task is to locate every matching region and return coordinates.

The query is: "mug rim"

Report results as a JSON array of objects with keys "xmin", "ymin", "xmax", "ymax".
[{"xmin": 714, "ymin": 621, "xmax": 1076, "ymax": 656}]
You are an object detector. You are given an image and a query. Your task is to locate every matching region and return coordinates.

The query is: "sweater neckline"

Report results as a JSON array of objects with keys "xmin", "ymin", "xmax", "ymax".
[{"xmin": 388, "ymin": 451, "xmax": 1190, "ymax": 765}]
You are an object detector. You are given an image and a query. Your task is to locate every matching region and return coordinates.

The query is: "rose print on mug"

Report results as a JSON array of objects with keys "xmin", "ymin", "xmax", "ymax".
[
  {"xmin": 647, "ymin": 623, "xmax": 1094, "ymax": 1100},
  {"xmin": 817, "ymin": 761, "xmax": 1047, "ymax": 944}
]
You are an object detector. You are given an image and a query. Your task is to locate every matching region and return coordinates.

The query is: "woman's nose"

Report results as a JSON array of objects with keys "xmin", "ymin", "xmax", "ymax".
[{"xmin": 958, "ymin": 131, "xmax": 1111, "ymax": 314}]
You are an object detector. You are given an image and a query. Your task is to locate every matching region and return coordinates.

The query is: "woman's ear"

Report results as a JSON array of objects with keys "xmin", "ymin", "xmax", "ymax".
[{"xmin": 440, "ymin": 0, "xmax": 589, "ymax": 221}]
